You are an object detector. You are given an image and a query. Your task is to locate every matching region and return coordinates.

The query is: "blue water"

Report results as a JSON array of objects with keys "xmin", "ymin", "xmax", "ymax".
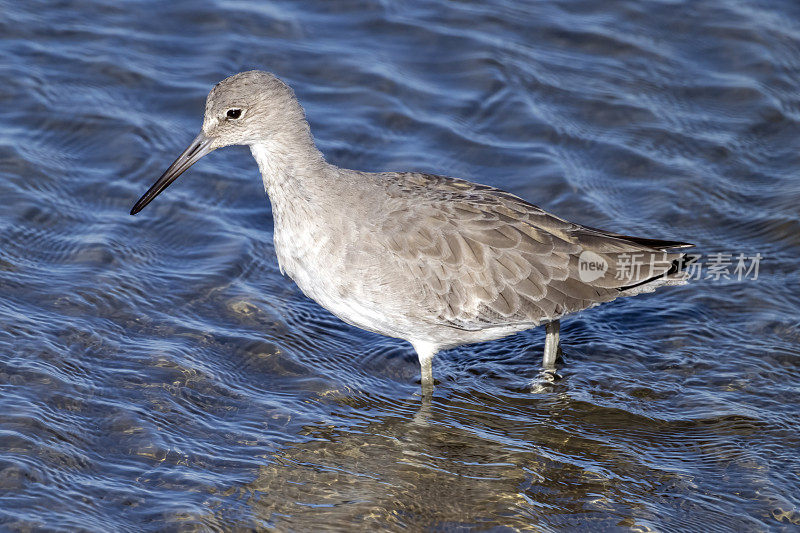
[{"xmin": 1, "ymin": 0, "xmax": 799, "ymax": 530}]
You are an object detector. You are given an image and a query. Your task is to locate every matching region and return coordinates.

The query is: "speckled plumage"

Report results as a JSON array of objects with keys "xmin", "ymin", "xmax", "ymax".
[{"xmin": 132, "ymin": 70, "xmax": 693, "ymax": 391}]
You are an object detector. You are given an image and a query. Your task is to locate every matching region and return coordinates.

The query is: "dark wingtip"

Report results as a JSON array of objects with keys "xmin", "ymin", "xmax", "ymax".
[
  {"xmin": 618, "ymin": 236, "xmax": 695, "ymax": 251},
  {"xmin": 618, "ymin": 252, "xmax": 698, "ymax": 291}
]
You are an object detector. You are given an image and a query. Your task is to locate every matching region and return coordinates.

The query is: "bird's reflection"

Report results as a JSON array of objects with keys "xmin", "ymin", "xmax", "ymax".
[{"xmin": 220, "ymin": 380, "xmax": 688, "ymax": 531}]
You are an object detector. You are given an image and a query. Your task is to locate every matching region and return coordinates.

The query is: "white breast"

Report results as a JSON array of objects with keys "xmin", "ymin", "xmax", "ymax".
[{"xmin": 250, "ymin": 143, "xmax": 409, "ymax": 339}]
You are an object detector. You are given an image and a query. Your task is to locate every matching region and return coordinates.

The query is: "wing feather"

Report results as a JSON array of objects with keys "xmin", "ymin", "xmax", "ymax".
[{"xmin": 378, "ymin": 172, "xmax": 692, "ymax": 331}]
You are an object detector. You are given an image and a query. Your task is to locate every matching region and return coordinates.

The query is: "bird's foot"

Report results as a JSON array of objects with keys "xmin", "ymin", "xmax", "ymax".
[{"xmin": 530, "ymin": 367, "xmax": 562, "ymax": 393}]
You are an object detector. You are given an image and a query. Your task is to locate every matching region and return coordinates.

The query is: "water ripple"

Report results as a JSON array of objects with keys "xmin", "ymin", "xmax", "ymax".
[{"xmin": 0, "ymin": 0, "xmax": 798, "ymax": 530}]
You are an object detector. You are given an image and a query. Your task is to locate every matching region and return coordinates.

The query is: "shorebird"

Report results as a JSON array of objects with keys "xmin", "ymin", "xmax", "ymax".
[{"xmin": 131, "ymin": 71, "xmax": 693, "ymax": 392}]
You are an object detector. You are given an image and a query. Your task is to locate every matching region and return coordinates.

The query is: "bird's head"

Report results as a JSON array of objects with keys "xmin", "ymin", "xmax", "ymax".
[{"xmin": 130, "ymin": 70, "xmax": 307, "ymax": 215}]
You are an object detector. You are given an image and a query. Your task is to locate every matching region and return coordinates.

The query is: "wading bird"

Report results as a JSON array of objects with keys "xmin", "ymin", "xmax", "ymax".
[{"xmin": 131, "ymin": 71, "xmax": 692, "ymax": 392}]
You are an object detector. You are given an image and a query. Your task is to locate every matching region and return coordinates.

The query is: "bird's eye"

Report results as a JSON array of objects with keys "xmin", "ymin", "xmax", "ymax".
[{"xmin": 226, "ymin": 108, "xmax": 242, "ymax": 119}]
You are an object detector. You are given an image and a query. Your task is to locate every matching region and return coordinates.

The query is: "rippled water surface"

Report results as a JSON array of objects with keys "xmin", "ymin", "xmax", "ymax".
[{"xmin": 2, "ymin": 0, "xmax": 800, "ymax": 530}]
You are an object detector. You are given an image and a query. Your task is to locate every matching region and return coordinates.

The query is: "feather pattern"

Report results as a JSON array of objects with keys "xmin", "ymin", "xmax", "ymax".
[{"xmin": 364, "ymin": 172, "xmax": 690, "ymax": 341}]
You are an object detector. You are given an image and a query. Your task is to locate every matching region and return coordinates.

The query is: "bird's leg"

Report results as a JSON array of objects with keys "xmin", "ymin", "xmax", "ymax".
[
  {"xmin": 412, "ymin": 342, "xmax": 437, "ymax": 396},
  {"xmin": 419, "ymin": 353, "xmax": 434, "ymax": 395},
  {"xmin": 543, "ymin": 320, "xmax": 561, "ymax": 370},
  {"xmin": 531, "ymin": 320, "xmax": 562, "ymax": 393}
]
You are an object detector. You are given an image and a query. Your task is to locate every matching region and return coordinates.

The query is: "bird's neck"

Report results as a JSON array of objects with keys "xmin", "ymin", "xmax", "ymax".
[
  {"xmin": 249, "ymin": 134, "xmax": 338, "ymax": 278},
  {"xmin": 250, "ymin": 128, "xmax": 328, "ymax": 193},
  {"xmin": 249, "ymin": 132, "xmax": 334, "ymax": 230}
]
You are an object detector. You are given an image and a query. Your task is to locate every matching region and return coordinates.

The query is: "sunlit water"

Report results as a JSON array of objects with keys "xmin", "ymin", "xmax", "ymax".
[{"xmin": 1, "ymin": 0, "xmax": 799, "ymax": 530}]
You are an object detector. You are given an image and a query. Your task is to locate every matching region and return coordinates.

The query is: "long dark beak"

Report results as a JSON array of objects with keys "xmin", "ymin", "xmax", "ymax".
[{"xmin": 130, "ymin": 133, "xmax": 215, "ymax": 215}]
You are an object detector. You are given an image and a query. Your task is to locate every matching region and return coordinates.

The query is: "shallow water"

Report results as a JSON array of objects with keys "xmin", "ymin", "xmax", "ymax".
[{"xmin": 1, "ymin": 0, "xmax": 799, "ymax": 530}]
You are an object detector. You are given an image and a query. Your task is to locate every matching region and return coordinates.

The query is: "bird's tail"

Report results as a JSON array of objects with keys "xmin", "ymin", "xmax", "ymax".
[{"xmin": 618, "ymin": 251, "xmax": 698, "ymax": 293}]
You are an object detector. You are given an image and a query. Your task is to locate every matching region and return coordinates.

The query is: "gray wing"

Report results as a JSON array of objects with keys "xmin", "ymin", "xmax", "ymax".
[{"xmin": 379, "ymin": 173, "xmax": 691, "ymax": 331}]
